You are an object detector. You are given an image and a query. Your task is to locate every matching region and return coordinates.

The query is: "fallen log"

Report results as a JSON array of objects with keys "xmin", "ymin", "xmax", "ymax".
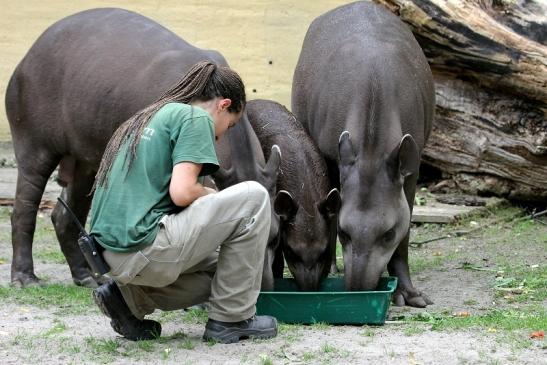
[{"xmin": 375, "ymin": 0, "xmax": 547, "ymax": 202}]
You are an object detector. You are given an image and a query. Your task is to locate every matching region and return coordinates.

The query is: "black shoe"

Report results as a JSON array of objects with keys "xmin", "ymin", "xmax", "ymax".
[
  {"xmin": 93, "ymin": 280, "xmax": 161, "ymax": 341},
  {"xmin": 203, "ymin": 315, "xmax": 277, "ymax": 344}
]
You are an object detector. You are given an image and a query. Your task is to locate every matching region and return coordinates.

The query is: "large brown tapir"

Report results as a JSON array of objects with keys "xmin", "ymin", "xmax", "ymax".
[
  {"xmin": 4, "ymin": 8, "xmax": 273, "ymax": 287},
  {"xmin": 292, "ymin": 1, "xmax": 435, "ymax": 306}
]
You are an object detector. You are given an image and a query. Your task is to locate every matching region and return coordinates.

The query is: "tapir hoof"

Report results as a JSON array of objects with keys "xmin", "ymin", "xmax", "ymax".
[
  {"xmin": 73, "ymin": 275, "xmax": 100, "ymax": 288},
  {"xmin": 11, "ymin": 272, "xmax": 42, "ymax": 288},
  {"xmin": 393, "ymin": 287, "xmax": 434, "ymax": 308}
]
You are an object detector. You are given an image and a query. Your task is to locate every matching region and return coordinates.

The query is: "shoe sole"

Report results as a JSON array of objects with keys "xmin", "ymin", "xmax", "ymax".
[
  {"xmin": 93, "ymin": 288, "xmax": 114, "ymax": 319},
  {"xmin": 93, "ymin": 288, "xmax": 126, "ymax": 336},
  {"xmin": 203, "ymin": 321, "xmax": 278, "ymax": 344},
  {"xmin": 93, "ymin": 289, "xmax": 160, "ymax": 341}
]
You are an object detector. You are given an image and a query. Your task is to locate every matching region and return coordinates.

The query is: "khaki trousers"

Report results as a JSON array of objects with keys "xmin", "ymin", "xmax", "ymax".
[{"xmin": 103, "ymin": 181, "xmax": 270, "ymax": 322}]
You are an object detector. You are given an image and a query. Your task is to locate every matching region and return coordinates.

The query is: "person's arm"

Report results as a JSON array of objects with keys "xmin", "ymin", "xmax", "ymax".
[{"xmin": 169, "ymin": 162, "xmax": 214, "ymax": 207}]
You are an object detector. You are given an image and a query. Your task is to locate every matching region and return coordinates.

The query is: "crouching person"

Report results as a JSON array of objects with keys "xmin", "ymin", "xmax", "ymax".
[{"xmin": 89, "ymin": 61, "xmax": 277, "ymax": 343}]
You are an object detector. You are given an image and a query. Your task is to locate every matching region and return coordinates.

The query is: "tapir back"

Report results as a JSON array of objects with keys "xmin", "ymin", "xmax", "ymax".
[
  {"xmin": 292, "ymin": 1, "xmax": 434, "ymax": 159},
  {"xmin": 6, "ymin": 8, "xmax": 227, "ymax": 166}
]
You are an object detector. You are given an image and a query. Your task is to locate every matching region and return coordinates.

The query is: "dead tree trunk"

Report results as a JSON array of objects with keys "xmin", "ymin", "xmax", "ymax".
[{"xmin": 375, "ymin": 0, "xmax": 547, "ymax": 202}]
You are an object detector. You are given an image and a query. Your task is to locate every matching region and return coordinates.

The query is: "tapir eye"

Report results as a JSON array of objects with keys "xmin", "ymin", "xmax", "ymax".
[{"xmin": 383, "ymin": 228, "xmax": 396, "ymax": 243}]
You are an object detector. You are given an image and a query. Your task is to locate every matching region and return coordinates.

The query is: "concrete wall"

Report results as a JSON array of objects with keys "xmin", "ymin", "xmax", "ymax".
[{"xmin": 0, "ymin": 0, "xmax": 349, "ymax": 142}]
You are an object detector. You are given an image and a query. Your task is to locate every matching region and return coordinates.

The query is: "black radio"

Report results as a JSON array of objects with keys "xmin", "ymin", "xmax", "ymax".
[{"xmin": 57, "ymin": 197, "xmax": 110, "ymax": 278}]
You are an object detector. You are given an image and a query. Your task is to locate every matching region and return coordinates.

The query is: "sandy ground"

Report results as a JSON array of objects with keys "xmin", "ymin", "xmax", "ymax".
[{"xmin": 0, "ymin": 254, "xmax": 545, "ymax": 365}]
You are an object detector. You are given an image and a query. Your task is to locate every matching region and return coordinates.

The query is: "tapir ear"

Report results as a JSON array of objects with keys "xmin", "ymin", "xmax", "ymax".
[
  {"xmin": 397, "ymin": 134, "xmax": 420, "ymax": 177},
  {"xmin": 274, "ymin": 190, "xmax": 298, "ymax": 221},
  {"xmin": 338, "ymin": 131, "xmax": 356, "ymax": 167},
  {"xmin": 262, "ymin": 145, "xmax": 282, "ymax": 194},
  {"xmin": 318, "ymin": 188, "xmax": 341, "ymax": 219}
]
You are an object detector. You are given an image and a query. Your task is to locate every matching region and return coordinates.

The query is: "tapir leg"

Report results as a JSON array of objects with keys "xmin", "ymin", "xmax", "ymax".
[
  {"xmin": 10, "ymin": 152, "xmax": 59, "ymax": 287},
  {"xmin": 51, "ymin": 161, "xmax": 98, "ymax": 288},
  {"xmin": 387, "ymin": 174, "xmax": 433, "ymax": 307},
  {"xmin": 272, "ymin": 245, "xmax": 284, "ymax": 278}
]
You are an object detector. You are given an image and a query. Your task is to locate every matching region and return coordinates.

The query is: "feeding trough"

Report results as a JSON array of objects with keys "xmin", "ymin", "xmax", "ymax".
[{"xmin": 256, "ymin": 276, "xmax": 397, "ymax": 325}]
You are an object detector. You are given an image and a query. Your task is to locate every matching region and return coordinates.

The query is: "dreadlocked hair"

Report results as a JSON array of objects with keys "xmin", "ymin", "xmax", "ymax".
[{"xmin": 93, "ymin": 61, "xmax": 246, "ymax": 191}]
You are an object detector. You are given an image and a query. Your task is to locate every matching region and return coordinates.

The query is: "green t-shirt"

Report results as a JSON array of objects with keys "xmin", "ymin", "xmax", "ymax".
[{"xmin": 90, "ymin": 102, "xmax": 219, "ymax": 252}]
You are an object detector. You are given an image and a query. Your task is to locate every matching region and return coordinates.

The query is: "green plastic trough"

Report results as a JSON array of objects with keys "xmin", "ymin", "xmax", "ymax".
[{"xmin": 256, "ymin": 276, "xmax": 397, "ymax": 325}]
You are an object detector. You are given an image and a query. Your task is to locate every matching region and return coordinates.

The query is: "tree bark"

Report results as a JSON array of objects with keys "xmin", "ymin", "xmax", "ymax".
[{"xmin": 375, "ymin": 0, "xmax": 547, "ymax": 202}]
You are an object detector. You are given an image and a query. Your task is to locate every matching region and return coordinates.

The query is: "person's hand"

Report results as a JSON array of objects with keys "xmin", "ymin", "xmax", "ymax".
[{"xmin": 204, "ymin": 187, "xmax": 217, "ymax": 195}]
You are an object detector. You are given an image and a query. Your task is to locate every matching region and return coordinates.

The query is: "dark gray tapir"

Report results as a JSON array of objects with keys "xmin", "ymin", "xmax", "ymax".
[
  {"xmin": 292, "ymin": 2, "xmax": 435, "ymax": 306},
  {"xmin": 247, "ymin": 100, "xmax": 340, "ymax": 291},
  {"xmin": 5, "ymin": 8, "xmax": 244, "ymax": 287}
]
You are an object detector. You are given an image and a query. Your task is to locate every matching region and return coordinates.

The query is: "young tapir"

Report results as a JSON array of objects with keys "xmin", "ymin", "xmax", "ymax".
[
  {"xmin": 247, "ymin": 100, "xmax": 341, "ymax": 291},
  {"xmin": 292, "ymin": 2, "xmax": 435, "ymax": 306}
]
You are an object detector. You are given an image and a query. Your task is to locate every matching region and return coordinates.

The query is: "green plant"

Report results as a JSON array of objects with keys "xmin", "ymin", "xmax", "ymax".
[
  {"xmin": 85, "ymin": 337, "xmax": 120, "ymax": 357},
  {"xmin": 258, "ymin": 353, "xmax": 273, "ymax": 365},
  {"xmin": 321, "ymin": 342, "xmax": 337, "ymax": 353},
  {"xmin": 181, "ymin": 307, "xmax": 208, "ymax": 324},
  {"xmin": 179, "ymin": 338, "xmax": 195, "ymax": 350},
  {"xmin": 42, "ymin": 319, "xmax": 67, "ymax": 337},
  {"xmin": 0, "ymin": 284, "xmax": 94, "ymax": 315}
]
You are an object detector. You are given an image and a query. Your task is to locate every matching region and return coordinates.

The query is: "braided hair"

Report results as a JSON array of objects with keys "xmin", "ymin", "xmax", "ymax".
[{"xmin": 93, "ymin": 61, "xmax": 245, "ymax": 190}]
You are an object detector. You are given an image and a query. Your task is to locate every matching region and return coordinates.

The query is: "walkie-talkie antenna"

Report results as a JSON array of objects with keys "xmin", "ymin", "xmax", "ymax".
[{"xmin": 57, "ymin": 197, "xmax": 87, "ymax": 234}]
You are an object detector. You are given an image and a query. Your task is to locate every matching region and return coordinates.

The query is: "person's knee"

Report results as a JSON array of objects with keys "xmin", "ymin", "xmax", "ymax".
[{"xmin": 245, "ymin": 181, "xmax": 269, "ymax": 204}]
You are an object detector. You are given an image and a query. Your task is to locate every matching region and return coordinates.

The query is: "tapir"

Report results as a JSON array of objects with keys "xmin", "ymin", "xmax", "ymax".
[
  {"xmin": 292, "ymin": 1, "xmax": 435, "ymax": 306},
  {"xmin": 247, "ymin": 100, "xmax": 340, "ymax": 291},
  {"xmin": 4, "ymin": 8, "xmax": 265, "ymax": 287}
]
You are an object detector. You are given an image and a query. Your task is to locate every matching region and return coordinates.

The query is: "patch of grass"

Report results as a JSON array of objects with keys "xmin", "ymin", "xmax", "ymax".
[
  {"xmin": 279, "ymin": 323, "xmax": 301, "ymax": 342},
  {"xmin": 463, "ymin": 299, "xmax": 478, "ymax": 305},
  {"xmin": 403, "ymin": 306, "xmax": 546, "ymax": 332},
  {"xmin": 85, "ymin": 337, "xmax": 120, "ymax": 355},
  {"xmin": 58, "ymin": 338, "xmax": 81, "ymax": 355},
  {"xmin": 42, "ymin": 319, "xmax": 67, "ymax": 337},
  {"xmin": 310, "ymin": 321, "xmax": 329, "ymax": 330},
  {"xmin": 180, "ymin": 307, "xmax": 208, "ymax": 324},
  {"xmin": 321, "ymin": 341, "xmax": 337, "ymax": 353},
  {"xmin": 12, "ymin": 331, "xmax": 37, "ymax": 350},
  {"xmin": 493, "ymin": 263, "xmax": 546, "ymax": 302},
  {"xmin": 495, "ymin": 331, "xmax": 534, "ymax": 351},
  {"xmin": 403, "ymin": 323, "xmax": 426, "ymax": 336},
  {"xmin": 161, "ymin": 347, "xmax": 172, "ymax": 360},
  {"xmin": 0, "ymin": 284, "xmax": 94, "ymax": 315},
  {"xmin": 409, "ymin": 255, "xmax": 445, "ymax": 275},
  {"xmin": 136, "ymin": 340, "xmax": 155, "ymax": 352},
  {"xmin": 361, "ymin": 327, "xmax": 375, "ymax": 337},
  {"xmin": 0, "ymin": 206, "xmax": 11, "ymax": 220},
  {"xmin": 206, "ymin": 338, "xmax": 219, "ymax": 347},
  {"xmin": 157, "ymin": 309, "xmax": 183, "ymax": 324},
  {"xmin": 179, "ymin": 338, "xmax": 195, "ymax": 350},
  {"xmin": 301, "ymin": 351, "xmax": 315, "ymax": 361},
  {"xmin": 34, "ymin": 248, "xmax": 66, "ymax": 264},
  {"xmin": 258, "ymin": 353, "xmax": 274, "ymax": 365}
]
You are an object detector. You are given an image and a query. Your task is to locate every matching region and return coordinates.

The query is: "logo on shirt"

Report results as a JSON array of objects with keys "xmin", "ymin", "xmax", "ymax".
[{"xmin": 142, "ymin": 127, "xmax": 155, "ymax": 141}]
